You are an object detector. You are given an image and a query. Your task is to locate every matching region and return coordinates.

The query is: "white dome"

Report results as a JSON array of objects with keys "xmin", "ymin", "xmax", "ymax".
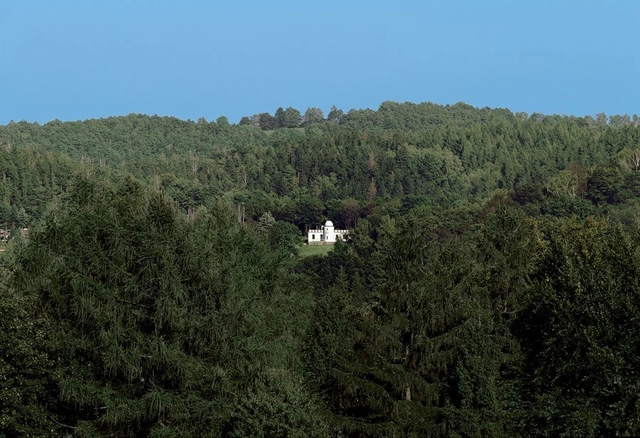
[{"xmin": 325, "ymin": 220, "xmax": 334, "ymax": 227}]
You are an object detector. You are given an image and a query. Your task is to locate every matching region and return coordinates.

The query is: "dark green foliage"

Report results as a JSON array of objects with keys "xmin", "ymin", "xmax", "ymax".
[
  {"xmin": 621, "ymin": 171, "xmax": 640, "ymax": 198},
  {"xmin": 517, "ymin": 217, "xmax": 640, "ymax": 436},
  {"xmin": 2, "ymin": 102, "xmax": 639, "ymax": 226},
  {"xmin": 586, "ymin": 166, "xmax": 623, "ymax": 205},
  {"xmin": 274, "ymin": 107, "xmax": 302, "ymax": 129},
  {"xmin": 0, "ymin": 276, "xmax": 58, "ymax": 436},
  {"xmin": 294, "ymin": 196, "xmax": 325, "ymax": 230},
  {"xmin": 259, "ymin": 112, "xmax": 276, "ymax": 130},
  {"xmin": 543, "ymin": 195, "xmax": 596, "ymax": 219},
  {"xmin": 304, "ymin": 210, "xmax": 531, "ymax": 437},
  {"xmin": 9, "ymin": 175, "xmax": 324, "ymax": 436},
  {"xmin": 258, "ymin": 212, "xmax": 301, "ymax": 256},
  {"xmin": 513, "ymin": 183, "xmax": 545, "ymax": 206},
  {"xmin": 4, "ymin": 102, "xmax": 640, "ymax": 435}
]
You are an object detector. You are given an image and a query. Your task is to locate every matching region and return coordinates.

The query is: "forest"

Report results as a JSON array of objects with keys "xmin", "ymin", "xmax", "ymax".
[{"xmin": 2, "ymin": 101, "xmax": 640, "ymax": 436}]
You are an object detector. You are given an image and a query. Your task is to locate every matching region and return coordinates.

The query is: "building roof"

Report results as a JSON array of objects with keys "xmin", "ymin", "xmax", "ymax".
[{"xmin": 325, "ymin": 220, "xmax": 334, "ymax": 227}]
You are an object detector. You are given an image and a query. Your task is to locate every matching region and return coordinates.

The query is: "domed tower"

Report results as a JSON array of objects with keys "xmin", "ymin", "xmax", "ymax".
[{"xmin": 323, "ymin": 220, "xmax": 335, "ymax": 243}]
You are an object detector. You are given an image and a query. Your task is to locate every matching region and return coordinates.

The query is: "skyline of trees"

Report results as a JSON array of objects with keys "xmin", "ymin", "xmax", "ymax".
[{"xmin": 1, "ymin": 101, "xmax": 640, "ymax": 233}]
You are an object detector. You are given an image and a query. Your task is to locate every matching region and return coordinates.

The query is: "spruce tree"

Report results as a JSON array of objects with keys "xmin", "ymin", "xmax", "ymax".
[{"xmin": 11, "ymin": 175, "xmax": 326, "ymax": 436}]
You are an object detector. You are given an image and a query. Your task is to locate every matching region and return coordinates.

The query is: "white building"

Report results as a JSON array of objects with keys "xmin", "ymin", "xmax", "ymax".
[{"xmin": 308, "ymin": 220, "xmax": 348, "ymax": 245}]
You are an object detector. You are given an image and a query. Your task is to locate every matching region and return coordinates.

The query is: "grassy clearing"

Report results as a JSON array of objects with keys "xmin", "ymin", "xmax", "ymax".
[{"xmin": 298, "ymin": 244, "xmax": 334, "ymax": 258}]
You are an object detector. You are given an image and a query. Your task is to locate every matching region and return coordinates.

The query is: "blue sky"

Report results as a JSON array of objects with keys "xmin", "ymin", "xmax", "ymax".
[{"xmin": 1, "ymin": 1, "xmax": 638, "ymax": 124}]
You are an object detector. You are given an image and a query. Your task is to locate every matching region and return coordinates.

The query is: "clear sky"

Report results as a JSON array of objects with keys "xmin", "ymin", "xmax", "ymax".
[{"xmin": 1, "ymin": 1, "xmax": 638, "ymax": 124}]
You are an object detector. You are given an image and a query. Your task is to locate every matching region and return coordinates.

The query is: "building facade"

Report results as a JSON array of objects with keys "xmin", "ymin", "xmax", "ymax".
[{"xmin": 307, "ymin": 220, "xmax": 348, "ymax": 245}]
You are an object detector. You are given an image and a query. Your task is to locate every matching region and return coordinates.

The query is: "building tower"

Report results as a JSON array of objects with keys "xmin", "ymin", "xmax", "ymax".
[{"xmin": 323, "ymin": 220, "xmax": 335, "ymax": 243}]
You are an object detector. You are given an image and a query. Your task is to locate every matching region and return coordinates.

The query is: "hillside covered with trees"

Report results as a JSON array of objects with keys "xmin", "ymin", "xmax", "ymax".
[{"xmin": 2, "ymin": 101, "xmax": 640, "ymax": 436}]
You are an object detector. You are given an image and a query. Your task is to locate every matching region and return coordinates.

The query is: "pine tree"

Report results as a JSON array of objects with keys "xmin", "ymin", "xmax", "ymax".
[{"xmin": 11, "ymin": 175, "xmax": 326, "ymax": 435}]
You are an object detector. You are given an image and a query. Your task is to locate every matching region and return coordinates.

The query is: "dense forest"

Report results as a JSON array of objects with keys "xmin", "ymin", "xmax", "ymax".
[{"xmin": 2, "ymin": 101, "xmax": 640, "ymax": 436}]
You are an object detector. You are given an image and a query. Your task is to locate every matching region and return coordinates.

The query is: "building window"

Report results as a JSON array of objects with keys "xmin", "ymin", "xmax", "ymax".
[{"xmin": 311, "ymin": 234, "xmax": 315, "ymax": 240}]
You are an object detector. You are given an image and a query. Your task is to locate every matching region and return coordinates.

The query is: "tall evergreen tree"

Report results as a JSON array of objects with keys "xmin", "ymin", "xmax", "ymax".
[{"xmin": 10, "ymin": 175, "xmax": 326, "ymax": 436}]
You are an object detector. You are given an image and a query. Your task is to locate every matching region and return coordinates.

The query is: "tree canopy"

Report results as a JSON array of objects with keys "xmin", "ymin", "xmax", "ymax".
[{"xmin": 3, "ymin": 101, "xmax": 640, "ymax": 436}]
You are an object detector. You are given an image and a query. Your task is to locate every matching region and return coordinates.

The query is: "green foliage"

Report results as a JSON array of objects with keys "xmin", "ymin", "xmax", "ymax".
[
  {"xmin": 260, "ymin": 215, "xmax": 301, "ymax": 256},
  {"xmin": 4, "ymin": 102, "xmax": 640, "ymax": 435},
  {"xmin": 543, "ymin": 195, "xmax": 596, "ymax": 219},
  {"xmin": 304, "ymin": 210, "xmax": 530, "ymax": 436},
  {"xmin": 2, "ymin": 102, "xmax": 639, "ymax": 226},
  {"xmin": 0, "ymin": 276, "xmax": 58, "ymax": 436},
  {"xmin": 9, "ymin": 175, "xmax": 324, "ymax": 435},
  {"xmin": 303, "ymin": 107, "xmax": 324, "ymax": 125},
  {"xmin": 586, "ymin": 165, "xmax": 623, "ymax": 205},
  {"xmin": 517, "ymin": 217, "xmax": 640, "ymax": 436}
]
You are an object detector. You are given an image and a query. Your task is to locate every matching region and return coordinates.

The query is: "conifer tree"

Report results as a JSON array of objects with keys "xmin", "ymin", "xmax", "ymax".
[
  {"xmin": 517, "ymin": 217, "xmax": 640, "ymax": 436},
  {"xmin": 306, "ymin": 212, "xmax": 527, "ymax": 436},
  {"xmin": 11, "ymin": 175, "xmax": 325, "ymax": 436}
]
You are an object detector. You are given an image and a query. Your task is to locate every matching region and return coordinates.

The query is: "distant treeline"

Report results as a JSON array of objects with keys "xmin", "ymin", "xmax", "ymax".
[{"xmin": 1, "ymin": 101, "xmax": 640, "ymax": 230}]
